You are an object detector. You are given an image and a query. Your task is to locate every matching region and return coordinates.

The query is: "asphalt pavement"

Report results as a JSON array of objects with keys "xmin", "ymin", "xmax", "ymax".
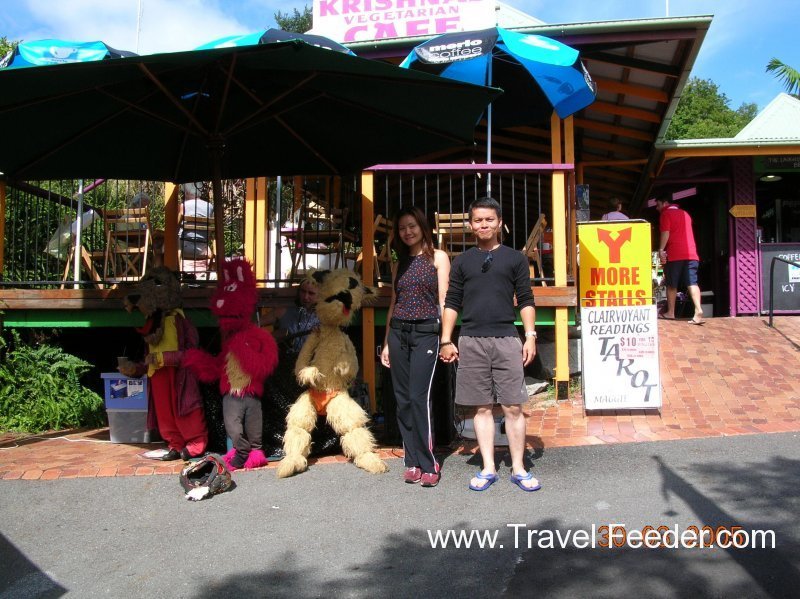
[{"xmin": 1, "ymin": 431, "xmax": 799, "ymax": 598}]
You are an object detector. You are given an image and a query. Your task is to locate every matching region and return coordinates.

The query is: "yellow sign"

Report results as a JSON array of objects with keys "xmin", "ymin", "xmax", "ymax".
[
  {"xmin": 729, "ymin": 204, "xmax": 756, "ymax": 218},
  {"xmin": 578, "ymin": 221, "xmax": 652, "ymax": 307}
]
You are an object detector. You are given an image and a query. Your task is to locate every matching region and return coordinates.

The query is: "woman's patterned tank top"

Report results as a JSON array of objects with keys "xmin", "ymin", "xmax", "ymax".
[{"xmin": 393, "ymin": 254, "xmax": 439, "ymax": 320}]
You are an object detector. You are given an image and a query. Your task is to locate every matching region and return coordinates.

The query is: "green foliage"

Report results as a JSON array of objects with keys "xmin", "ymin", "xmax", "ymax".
[
  {"xmin": 665, "ymin": 77, "xmax": 758, "ymax": 140},
  {"xmin": 766, "ymin": 58, "xmax": 800, "ymax": 96},
  {"xmin": 274, "ymin": 6, "xmax": 313, "ymax": 33},
  {"xmin": 0, "ymin": 36, "xmax": 17, "ymax": 58},
  {"xmin": 0, "ymin": 331, "xmax": 105, "ymax": 433}
]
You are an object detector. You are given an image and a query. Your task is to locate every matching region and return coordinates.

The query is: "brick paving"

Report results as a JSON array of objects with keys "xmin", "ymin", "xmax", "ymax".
[{"xmin": 2, "ymin": 316, "xmax": 798, "ymax": 480}]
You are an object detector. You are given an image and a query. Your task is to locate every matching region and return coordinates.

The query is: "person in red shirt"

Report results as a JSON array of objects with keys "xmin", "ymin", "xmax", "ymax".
[{"xmin": 656, "ymin": 196, "xmax": 704, "ymax": 324}]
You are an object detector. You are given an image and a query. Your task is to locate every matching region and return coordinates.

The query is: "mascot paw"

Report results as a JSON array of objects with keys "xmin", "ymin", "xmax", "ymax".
[
  {"xmin": 222, "ymin": 448, "xmax": 239, "ymax": 472},
  {"xmin": 297, "ymin": 366, "xmax": 323, "ymax": 386},
  {"xmin": 276, "ymin": 455, "xmax": 308, "ymax": 479},
  {"xmin": 243, "ymin": 449, "xmax": 269, "ymax": 470},
  {"xmin": 354, "ymin": 452, "xmax": 389, "ymax": 474},
  {"xmin": 333, "ymin": 363, "xmax": 353, "ymax": 378}
]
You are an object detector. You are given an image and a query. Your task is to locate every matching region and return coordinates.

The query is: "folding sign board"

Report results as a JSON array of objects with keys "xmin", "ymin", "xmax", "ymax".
[{"xmin": 578, "ymin": 220, "xmax": 662, "ymax": 410}]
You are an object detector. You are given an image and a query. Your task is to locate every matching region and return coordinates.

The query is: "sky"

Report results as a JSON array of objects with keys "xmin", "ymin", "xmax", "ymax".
[{"xmin": 0, "ymin": 0, "xmax": 796, "ymax": 111}]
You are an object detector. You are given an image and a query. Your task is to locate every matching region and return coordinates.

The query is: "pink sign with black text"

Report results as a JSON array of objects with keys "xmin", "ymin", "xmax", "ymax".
[{"xmin": 311, "ymin": 0, "xmax": 497, "ymax": 43}]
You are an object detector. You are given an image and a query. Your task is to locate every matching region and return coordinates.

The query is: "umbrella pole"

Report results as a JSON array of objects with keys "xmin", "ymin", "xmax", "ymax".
[
  {"xmin": 274, "ymin": 175, "xmax": 283, "ymax": 286},
  {"xmin": 212, "ymin": 152, "xmax": 226, "ymax": 281},
  {"xmin": 486, "ymin": 58, "xmax": 493, "ymax": 195},
  {"xmin": 72, "ymin": 179, "xmax": 84, "ymax": 289}
]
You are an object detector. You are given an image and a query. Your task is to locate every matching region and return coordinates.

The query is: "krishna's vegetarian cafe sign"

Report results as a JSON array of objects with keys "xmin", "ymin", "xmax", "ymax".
[{"xmin": 312, "ymin": 0, "xmax": 497, "ymax": 43}]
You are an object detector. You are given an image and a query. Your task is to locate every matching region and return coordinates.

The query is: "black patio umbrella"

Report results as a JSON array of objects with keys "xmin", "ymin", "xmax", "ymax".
[
  {"xmin": 0, "ymin": 41, "xmax": 500, "ymax": 276},
  {"xmin": 195, "ymin": 28, "xmax": 354, "ymax": 54}
]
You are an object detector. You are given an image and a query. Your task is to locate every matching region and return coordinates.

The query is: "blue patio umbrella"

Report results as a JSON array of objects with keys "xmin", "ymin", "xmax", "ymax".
[
  {"xmin": 196, "ymin": 28, "xmax": 353, "ymax": 54},
  {"xmin": 0, "ymin": 39, "xmax": 137, "ymax": 69},
  {"xmin": 401, "ymin": 27, "xmax": 596, "ymax": 163}
]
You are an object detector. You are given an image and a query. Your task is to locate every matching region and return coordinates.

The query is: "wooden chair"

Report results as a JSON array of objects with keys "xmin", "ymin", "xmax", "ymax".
[
  {"xmin": 179, "ymin": 211, "xmax": 217, "ymax": 279},
  {"xmin": 290, "ymin": 206, "xmax": 356, "ymax": 280},
  {"xmin": 102, "ymin": 207, "xmax": 152, "ymax": 283},
  {"xmin": 61, "ymin": 244, "xmax": 104, "ymax": 289},
  {"xmin": 356, "ymin": 214, "xmax": 393, "ymax": 286},
  {"xmin": 435, "ymin": 211, "xmax": 473, "ymax": 257},
  {"xmin": 521, "ymin": 214, "xmax": 547, "ymax": 285}
]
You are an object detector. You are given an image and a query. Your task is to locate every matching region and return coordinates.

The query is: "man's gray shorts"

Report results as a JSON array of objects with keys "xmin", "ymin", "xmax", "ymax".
[{"xmin": 455, "ymin": 336, "xmax": 528, "ymax": 406}]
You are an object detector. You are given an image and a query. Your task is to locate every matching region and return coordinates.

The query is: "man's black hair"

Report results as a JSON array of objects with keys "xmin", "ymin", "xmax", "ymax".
[{"xmin": 469, "ymin": 196, "xmax": 502, "ymax": 218}]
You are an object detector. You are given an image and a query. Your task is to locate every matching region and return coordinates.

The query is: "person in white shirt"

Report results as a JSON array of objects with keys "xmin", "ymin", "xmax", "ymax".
[{"xmin": 601, "ymin": 197, "xmax": 628, "ymax": 221}]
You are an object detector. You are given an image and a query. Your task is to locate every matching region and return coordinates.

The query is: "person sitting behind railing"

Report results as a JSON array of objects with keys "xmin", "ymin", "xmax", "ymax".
[
  {"xmin": 270, "ymin": 277, "xmax": 321, "ymax": 355},
  {"xmin": 601, "ymin": 197, "xmax": 629, "ymax": 221}
]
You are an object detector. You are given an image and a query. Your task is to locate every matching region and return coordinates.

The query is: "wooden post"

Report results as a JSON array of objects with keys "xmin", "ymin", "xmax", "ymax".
[
  {"xmin": 360, "ymin": 170, "xmax": 377, "ymax": 414},
  {"xmin": 244, "ymin": 178, "xmax": 256, "ymax": 271},
  {"xmin": 163, "ymin": 183, "xmax": 179, "ymax": 270},
  {"xmin": 292, "ymin": 176, "xmax": 303, "ymax": 215},
  {"xmin": 244, "ymin": 178, "xmax": 268, "ymax": 284},
  {"xmin": 565, "ymin": 116, "xmax": 578, "ymax": 285},
  {"xmin": 256, "ymin": 177, "xmax": 268, "ymax": 283},
  {"xmin": 551, "ymin": 112, "xmax": 570, "ymax": 399}
]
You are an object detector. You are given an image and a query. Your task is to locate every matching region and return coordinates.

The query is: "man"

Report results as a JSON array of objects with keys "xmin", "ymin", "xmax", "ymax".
[
  {"xmin": 601, "ymin": 197, "xmax": 628, "ymax": 221},
  {"xmin": 439, "ymin": 197, "xmax": 540, "ymax": 492},
  {"xmin": 656, "ymin": 195, "xmax": 704, "ymax": 324}
]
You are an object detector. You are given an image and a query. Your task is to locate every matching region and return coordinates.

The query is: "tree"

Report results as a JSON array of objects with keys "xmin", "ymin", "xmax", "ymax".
[
  {"xmin": 274, "ymin": 6, "xmax": 312, "ymax": 33},
  {"xmin": 766, "ymin": 58, "xmax": 800, "ymax": 97},
  {"xmin": 1, "ymin": 36, "xmax": 18, "ymax": 59},
  {"xmin": 665, "ymin": 77, "xmax": 757, "ymax": 140}
]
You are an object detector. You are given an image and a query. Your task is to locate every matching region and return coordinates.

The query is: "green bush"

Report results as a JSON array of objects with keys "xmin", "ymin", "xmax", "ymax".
[{"xmin": 0, "ymin": 331, "xmax": 105, "ymax": 432}]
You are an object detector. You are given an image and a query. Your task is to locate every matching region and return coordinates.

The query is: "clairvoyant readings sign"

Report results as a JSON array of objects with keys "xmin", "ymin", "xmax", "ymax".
[
  {"xmin": 581, "ymin": 305, "xmax": 661, "ymax": 410},
  {"xmin": 312, "ymin": 0, "xmax": 496, "ymax": 43},
  {"xmin": 579, "ymin": 220, "xmax": 661, "ymax": 410}
]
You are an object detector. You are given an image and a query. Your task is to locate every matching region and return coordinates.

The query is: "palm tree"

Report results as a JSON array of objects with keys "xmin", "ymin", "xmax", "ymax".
[{"xmin": 766, "ymin": 58, "xmax": 800, "ymax": 96}]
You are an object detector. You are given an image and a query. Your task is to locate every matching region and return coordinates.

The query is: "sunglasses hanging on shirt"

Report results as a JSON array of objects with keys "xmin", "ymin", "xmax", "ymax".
[{"xmin": 481, "ymin": 252, "xmax": 493, "ymax": 273}]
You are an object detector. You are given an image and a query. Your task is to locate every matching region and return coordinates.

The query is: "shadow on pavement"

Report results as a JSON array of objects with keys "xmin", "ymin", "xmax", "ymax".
[
  {"xmin": 191, "ymin": 452, "xmax": 800, "ymax": 599},
  {"xmin": 0, "ymin": 533, "xmax": 67, "ymax": 598}
]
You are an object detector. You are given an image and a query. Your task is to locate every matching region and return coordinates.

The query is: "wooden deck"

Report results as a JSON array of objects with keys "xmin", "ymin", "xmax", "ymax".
[{"xmin": 0, "ymin": 284, "xmax": 576, "ymax": 312}]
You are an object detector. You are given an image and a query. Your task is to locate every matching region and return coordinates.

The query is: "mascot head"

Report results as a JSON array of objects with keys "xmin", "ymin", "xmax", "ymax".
[
  {"xmin": 124, "ymin": 266, "xmax": 182, "ymax": 345},
  {"xmin": 311, "ymin": 269, "xmax": 376, "ymax": 327},
  {"xmin": 211, "ymin": 258, "xmax": 257, "ymax": 332}
]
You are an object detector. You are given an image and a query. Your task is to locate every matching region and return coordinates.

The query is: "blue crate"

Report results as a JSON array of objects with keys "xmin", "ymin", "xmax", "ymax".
[{"xmin": 101, "ymin": 373, "xmax": 148, "ymax": 410}]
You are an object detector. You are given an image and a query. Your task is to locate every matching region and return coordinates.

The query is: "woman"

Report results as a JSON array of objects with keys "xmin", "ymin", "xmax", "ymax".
[{"xmin": 380, "ymin": 207, "xmax": 450, "ymax": 488}]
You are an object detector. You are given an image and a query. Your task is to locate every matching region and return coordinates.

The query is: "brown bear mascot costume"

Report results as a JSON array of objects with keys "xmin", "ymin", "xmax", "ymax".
[
  {"xmin": 277, "ymin": 269, "xmax": 388, "ymax": 478},
  {"xmin": 121, "ymin": 267, "xmax": 208, "ymax": 461},
  {"xmin": 184, "ymin": 258, "xmax": 279, "ymax": 471}
]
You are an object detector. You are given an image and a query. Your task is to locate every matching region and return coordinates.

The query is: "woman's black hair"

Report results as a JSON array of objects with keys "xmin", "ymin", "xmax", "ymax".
[{"xmin": 390, "ymin": 206, "xmax": 435, "ymax": 262}]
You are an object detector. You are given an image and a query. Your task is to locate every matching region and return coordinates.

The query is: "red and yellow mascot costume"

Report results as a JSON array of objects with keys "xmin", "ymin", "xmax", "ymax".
[
  {"xmin": 184, "ymin": 258, "xmax": 279, "ymax": 471},
  {"xmin": 121, "ymin": 267, "xmax": 208, "ymax": 461}
]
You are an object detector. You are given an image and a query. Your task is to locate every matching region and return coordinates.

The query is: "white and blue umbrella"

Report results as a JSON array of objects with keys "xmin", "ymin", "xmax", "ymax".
[
  {"xmin": 401, "ymin": 27, "xmax": 596, "ymax": 163},
  {"xmin": 0, "ymin": 39, "xmax": 136, "ymax": 69},
  {"xmin": 196, "ymin": 28, "xmax": 353, "ymax": 55}
]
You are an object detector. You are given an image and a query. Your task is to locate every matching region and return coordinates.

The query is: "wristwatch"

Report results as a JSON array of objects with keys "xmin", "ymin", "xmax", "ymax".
[{"xmin": 525, "ymin": 331, "xmax": 537, "ymax": 338}]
